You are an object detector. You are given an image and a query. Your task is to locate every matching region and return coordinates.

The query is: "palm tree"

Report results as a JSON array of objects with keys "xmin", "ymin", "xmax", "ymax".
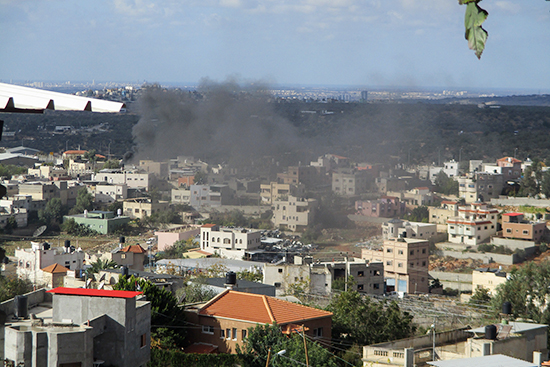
[{"xmin": 85, "ymin": 258, "xmax": 118, "ymax": 281}]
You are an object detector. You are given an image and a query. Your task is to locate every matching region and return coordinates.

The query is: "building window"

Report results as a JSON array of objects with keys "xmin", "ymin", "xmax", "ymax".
[
  {"xmin": 398, "ymin": 250, "xmax": 404, "ymax": 255},
  {"xmin": 422, "ymin": 248, "xmax": 426, "ymax": 254},
  {"xmin": 410, "ymin": 250, "xmax": 414, "ymax": 255},
  {"xmin": 140, "ymin": 333, "xmax": 147, "ymax": 348},
  {"xmin": 202, "ymin": 325, "xmax": 214, "ymax": 334},
  {"xmin": 523, "ymin": 230, "xmax": 529, "ymax": 235},
  {"xmin": 314, "ymin": 327, "xmax": 323, "ymax": 337},
  {"xmin": 226, "ymin": 328, "xmax": 231, "ymax": 339},
  {"xmin": 386, "ymin": 248, "xmax": 393, "ymax": 253},
  {"xmin": 422, "ymin": 261, "xmax": 426, "ymax": 266},
  {"xmin": 357, "ymin": 284, "xmax": 364, "ymax": 291},
  {"xmin": 242, "ymin": 330, "xmax": 247, "ymax": 340},
  {"xmin": 373, "ymin": 283, "xmax": 380, "ymax": 289},
  {"xmin": 278, "ymin": 268, "xmax": 283, "ymax": 273},
  {"xmin": 398, "ymin": 262, "xmax": 403, "ymax": 268},
  {"xmin": 358, "ymin": 271, "xmax": 364, "ymax": 277},
  {"xmin": 220, "ymin": 329, "xmax": 225, "ymax": 339},
  {"xmin": 274, "ymin": 282, "xmax": 281, "ymax": 288},
  {"xmin": 121, "ymin": 254, "xmax": 126, "ymax": 259},
  {"xmin": 233, "ymin": 328, "xmax": 237, "ymax": 340},
  {"xmin": 386, "ymin": 260, "xmax": 392, "ymax": 266}
]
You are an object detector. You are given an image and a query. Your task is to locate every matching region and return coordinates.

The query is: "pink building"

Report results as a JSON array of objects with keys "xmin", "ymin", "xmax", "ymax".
[
  {"xmin": 355, "ymin": 196, "xmax": 406, "ymax": 218},
  {"xmin": 156, "ymin": 225, "xmax": 200, "ymax": 252}
]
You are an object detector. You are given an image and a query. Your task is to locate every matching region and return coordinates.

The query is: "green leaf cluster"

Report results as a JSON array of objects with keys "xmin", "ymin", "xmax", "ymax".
[
  {"xmin": 433, "ymin": 171, "xmax": 459, "ymax": 196},
  {"xmin": 149, "ymin": 349, "xmax": 240, "ymax": 367},
  {"xmin": 326, "ymin": 291, "xmax": 416, "ymax": 347},
  {"xmin": 236, "ymin": 323, "xmax": 338, "ymax": 367},
  {"xmin": 114, "ymin": 275, "xmax": 187, "ymax": 348},
  {"xmin": 61, "ymin": 218, "xmax": 100, "ymax": 237},
  {"xmin": 460, "ymin": 0, "xmax": 489, "ymax": 59},
  {"xmin": 0, "ymin": 276, "xmax": 34, "ymax": 303},
  {"xmin": 491, "ymin": 262, "xmax": 550, "ymax": 324}
]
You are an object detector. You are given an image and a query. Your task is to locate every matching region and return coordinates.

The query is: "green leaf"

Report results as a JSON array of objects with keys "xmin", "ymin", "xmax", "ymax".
[{"xmin": 464, "ymin": 2, "xmax": 488, "ymax": 59}]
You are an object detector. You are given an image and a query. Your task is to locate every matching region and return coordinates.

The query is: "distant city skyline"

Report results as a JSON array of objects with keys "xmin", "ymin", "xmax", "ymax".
[{"xmin": 1, "ymin": 0, "xmax": 549, "ymax": 92}]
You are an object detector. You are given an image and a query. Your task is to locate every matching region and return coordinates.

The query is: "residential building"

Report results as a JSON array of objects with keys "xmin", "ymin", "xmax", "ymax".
[
  {"xmin": 277, "ymin": 165, "xmax": 320, "ymax": 188},
  {"xmin": 375, "ymin": 177, "xmax": 407, "ymax": 194},
  {"xmin": 447, "ymin": 202, "xmax": 499, "ymax": 245},
  {"xmin": 123, "ymin": 198, "xmax": 170, "ymax": 219},
  {"xmin": 63, "ymin": 210, "xmax": 131, "ymax": 234},
  {"xmin": 27, "ymin": 164, "xmax": 69, "ymax": 180},
  {"xmin": 18, "ymin": 182, "xmax": 58, "ymax": 201},
  {"xmin": 139, "ymin": 159, "xmax": 169, "ymax": 178},
  {"xmin": 171, "ymin": 187, "xmax": 191, "ymax": 204},
  {"xmin": 191, "ymin": 276, "xmax": 276, "ymax": 297},
  {"xmin": 362, "ymin": 322, "xmax": 547, "ymax": 367},
  {"xmin": 183, "ymin": 290, "xmax": 332, "ymax": 353},
  {"xmin": 429, "ymin": 160, "xmax": 460, "ymax": 183},
  {"xmin": 260, "ymin": 181, "xmax": 305, "ymax": 205},
  {"xmin": 200, "ymin": 224, "xmax": 262, "ymax": 260},
  {"xmin": 15, "ymin": 241, "xmax": 84, "ymax": 284},
  {"xmin": 111, "ymin": 244, "xmax": 147, "ymax": 271},
  {"xmin": 332, "ymin": 168, "xmax": 371, "ymax": 196},
  {"xmin": 155, "ymin": 257, "xmax": 263, "ymax": 276},
  {"xmin": 189, "ymin": 184, "xmax": 234, "ymax": 208},
  {"xmin": 272, "ymin": 195, "xmax": 318, "ymax": 232},
  {"xmin": 91, "ymin": 182, "xmax": 128, "ymax": 203},
  {"xmin": 382, "ymin": 219, "xmax": 437, "ymax": 240},
  {"xmin": 156, "ymin": 225, "xmax": 201, "ymax": 252},
  {"xmin": 429, "ymin": 200, "xmax": 461, "ymax": 225},
  {"xmin": 0, "ymin": 207, "xmax": 27, "ymax": 228},
  {"xmin": 472, "ymin": 267, "xmax": 508, "ymax": 295},
  {"xmin": 482, "ymin": 157, "xmax": 522, "ymax": 182},
  {"xmin": 362, "ymin": 238, "xmax": 430, "ymax": 293},
  {"xmin": 355, "ymin": 196, "xmax": 406, "ymax": 218},
  {"xmin": 458, "ymin": 172, "xmax": 504, "ymax": 203},
  {"xmin": 93, "ymin": 170, "xmax": 153, "ymax": 191},
  {"xmin": 502, "ymin": 213, "xmax": 547, "ymax": 242}
]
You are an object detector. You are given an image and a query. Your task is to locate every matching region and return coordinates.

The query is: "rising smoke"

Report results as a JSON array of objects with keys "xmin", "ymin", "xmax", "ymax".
[{"xmin": 131, "ymin": 79, "xmax": 303, "ymax": 166}]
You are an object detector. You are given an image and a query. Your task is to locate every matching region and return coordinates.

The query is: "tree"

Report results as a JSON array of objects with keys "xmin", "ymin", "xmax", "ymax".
[
  {"xmin": 179, "ymin": 280, "xmax": 217, "ymax": 304},
  {"xmin": 433, "ymin": 171, "xmax": 459, "ymax": 196},
  {"xmin": 519, "ymin": 159, "xmax": 543, "ymax": 197},
  {"xmin": 404, "ymin": 206, "xmax": 429, "ymax": 223},
  {"xmin": 38, "ymin": 198, "xmax": 66, "ymax": 228},
  {"xmin": 0, "ymin": 276, "xmax": 33, "ymax": 302},
  {"xmin": 469, "ymin": 287, "xmax": 491, "ymax": 305},
  {"xmin": 4, "ymin": 216, "xmax": 18, "ymax": 234},
  {"xmin": 491, "ymin": 262, "xmax": 550, "ymax": 324},
  {"xmin": 236, "ymin": 323, "xmax": 338, "ymax": 367},
  {"xmin": 70, "ymin": 187, "xmax": 94, "ymax": 215},
  {"xmin": 194, "ymin": 170, "xmax": 208, "ymax": 185},
  {"xmin": 114, "ymin": 275, "xmax": 187, "ymax": 349},
  {"xmin": 541, "ymin": 170, "xmax": 550, "ymax": 198},
  {"xmin": 103, "ymin": 159, "xmax": 121, "ymax": 169},
  {"xmin": 62, "ymin": 218, "xmax": 100, "ymax": 236},
  {"xmin": 85, "ymin": 258, "xmax": 118, "ymax": 280},
  {"xmin": 237, "ymin": 269, "xmax": 263, "ymax": 283},
  {"xmin": 326, "ymin": 290, "xmax": 416, "ymax": 347}
]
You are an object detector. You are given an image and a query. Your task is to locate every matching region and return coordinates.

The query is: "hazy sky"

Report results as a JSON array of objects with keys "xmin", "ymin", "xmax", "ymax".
[{"xmin": 1, "ymin": 0, "xmax": 549, "ymax": 91}]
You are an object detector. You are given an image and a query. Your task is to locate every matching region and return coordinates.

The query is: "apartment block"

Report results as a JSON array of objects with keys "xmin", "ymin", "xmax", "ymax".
[
  {"xmin": 447, "ymin": 202, "xmax": 499, "ymax": 245},
  {"xmin": 502, "ymin": 212, "xmax": 547, "ymax": 242},
  {"xmin": 362, "ymin": 238, "xmax": 430, "ymax": 294}
]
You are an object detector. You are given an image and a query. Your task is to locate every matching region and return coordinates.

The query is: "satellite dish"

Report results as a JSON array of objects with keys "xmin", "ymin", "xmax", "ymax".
[{"xmin": 33, "ymin": 225, "xmax": 47, "ymax": 237}]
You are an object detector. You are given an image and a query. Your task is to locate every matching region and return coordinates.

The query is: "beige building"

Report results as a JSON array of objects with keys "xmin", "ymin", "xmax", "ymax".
[
  {"xmin": 123, "ymin": 198, "xmax": 169, "ymax": 219},
  {"xmin": 363, "ymin": 322, "xmax": 547, "ymax": 367},
  {"xmin": 260, "ymin": 181, "xmax": 305, "ymax": 205},
  {"xmin": 139, "ymin": 160, "xmax": 168, "ymax": 178},
  {"xmin": 362, "ymin": 238, "xmax": 430, "ymax": 294},
  {"xmin": 502, "ymin": 213, "xmax": 547, "ymax": 242},
  {"xmin": 382, "ymin": 219, "xmax": 437, "ymax": 241},
  {"xmin": 28, "ymin": 165, "xmax": 68, "ymax": 180},
  {"xmin": 93, "ymin": 170, "xmax": 153, "ymax": 191},
  {"xmin": 272, "ymin": 195, "xmax": 318, "ymax": 232},
  {"xmin": 472, "ymin": 267, "xmax": 508, "ymax": 295},
  {"xmin": 429, "ymin": 200, "xmax": 460, "ymax": 225}
]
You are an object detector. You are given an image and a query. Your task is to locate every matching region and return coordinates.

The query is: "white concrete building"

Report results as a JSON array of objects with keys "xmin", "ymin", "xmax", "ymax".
[
  {"xmin": 93, "ymin": 170, "xmax": 152, "ymax": 191},
  {"xmin": 447, "ymin": 202, "xmax": 499, "ymax": 245},
  {"xmin": 200, "ymin": 224, "xmax": 262, "ymax": 260},
  {"xmin": 382, "ymin": 219, "xmax": 437, "ymax": 240},
  {"xmin": 15, "ymin": 241, "xmax": 85, "ymax": 284}
]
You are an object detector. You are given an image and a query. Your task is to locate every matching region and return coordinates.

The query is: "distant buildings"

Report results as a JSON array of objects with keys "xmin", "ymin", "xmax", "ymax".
[
  {"xmin": 271, "ymin": 195, "xmax": 318, "ymax": 232},
  {"xmin": 199, "ymin": 224, "xmax": 262, "ymax": 260}
]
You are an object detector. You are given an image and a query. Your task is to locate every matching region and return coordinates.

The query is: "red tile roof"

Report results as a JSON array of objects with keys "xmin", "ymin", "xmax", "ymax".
[
  {"xmin": 503, "ymin": 213, "xmax": 523, "ymax": 217},
  {"xmin": 47, "ymin": 287, "xmax": 142, "ymax": 299},
  {"xmin": 198, "ymin": 290, "xmax": 332, "ymax": 325},
  {"xmin": 121, "ymin": 244, "xmax": 146, "ymax": 254},
  {"xmin": 41, "ymin": 263, "xmax": 70, "ymax": 274},
  {"xmin": 201, "ymin": 223, "xmax": 217, "ymax": 228}
]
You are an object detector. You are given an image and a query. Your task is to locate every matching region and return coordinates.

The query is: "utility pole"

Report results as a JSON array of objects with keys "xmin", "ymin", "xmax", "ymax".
[{"xmin": 302, "ymin": 325, "xmax": 309, "ymax": 367}]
